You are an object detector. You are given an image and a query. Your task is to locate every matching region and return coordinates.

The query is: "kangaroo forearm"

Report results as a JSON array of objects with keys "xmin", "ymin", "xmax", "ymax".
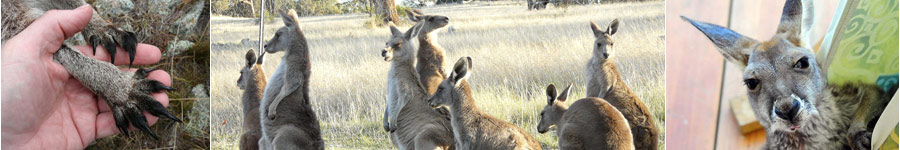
[{"xmin": 53, "ymin": 45, "xmax": 128, "ymax": 96}]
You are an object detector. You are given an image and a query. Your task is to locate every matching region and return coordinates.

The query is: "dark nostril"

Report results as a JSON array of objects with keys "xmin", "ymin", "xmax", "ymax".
[
  {"xmin": 775, "ymin": 100, "xmax": 800, "ymax": 121},
  {"xmin": 603, "ymin": 53, "xmax": 610, "ymax": 58}
]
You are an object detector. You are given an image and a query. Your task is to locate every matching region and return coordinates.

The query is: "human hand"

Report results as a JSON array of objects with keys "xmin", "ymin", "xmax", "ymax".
[{"xmin": 1, "ymin": 5, "xmax": 171, "ymax": 149}]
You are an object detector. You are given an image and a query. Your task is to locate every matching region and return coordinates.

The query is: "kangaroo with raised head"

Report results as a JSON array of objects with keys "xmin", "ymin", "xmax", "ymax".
[
  {"xmin": 585, "ymin": 19, "xmax": 659, "ymax": 150},
  {"xmin": 237, "ymin": 49, "xmax": 266, "ymax": 150},
  {"xmin": 381, "ymin": 23, "xmax": 455, "ymax": 150},
  {"xmin": 405, "ymin": 9, "xmax": 451, "ymax": 95},
  {"xmin": 428, "ymin": 57, "xmax": 542, "ymax": 150},
  {"xmin": 2, "ymin": 0, "xmax": 180, "ymax": 139},
  {"xmin": 257, "ymin": 9, "xmax": 323, "ymax": 150},
  {"xmin": 683, "ymin": 0, "xmax": 889, "ymax": 149},
  {"xmin": 538, "ymin": 84, "xmax": 634, "ymax": 150}
]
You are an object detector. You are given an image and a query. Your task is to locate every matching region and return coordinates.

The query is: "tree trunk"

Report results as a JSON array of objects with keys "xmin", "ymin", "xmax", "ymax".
[{"xmin": 373, "ymin": 0, "xmax": 400, "ymax": 25}]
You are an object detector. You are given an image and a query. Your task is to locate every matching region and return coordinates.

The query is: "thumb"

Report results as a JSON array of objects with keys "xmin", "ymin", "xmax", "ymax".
[{"xmin": 14, "ymin": 5, "xmax": 93, "ymax": 54}]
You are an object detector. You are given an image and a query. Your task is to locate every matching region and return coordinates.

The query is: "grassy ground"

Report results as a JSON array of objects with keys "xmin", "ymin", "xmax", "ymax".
[{"xmin": 211, "ymin": 1, "xmax": 664, "ymax": 149}]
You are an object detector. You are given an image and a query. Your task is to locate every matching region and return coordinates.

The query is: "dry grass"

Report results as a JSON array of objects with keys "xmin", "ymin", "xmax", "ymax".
[{"xmin": 211, "ymin": 1, "xmax": 664, "ymax": 149}]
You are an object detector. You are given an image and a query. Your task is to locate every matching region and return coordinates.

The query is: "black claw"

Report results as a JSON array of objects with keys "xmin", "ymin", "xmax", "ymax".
[
  {"xmin": 115, "ymin": 31, "xmax": 138, "ymax": 66},
  {"xmin": 136, "ymin": 93, "xmax": 183, "ymax": 123},
  {"xmin": 147, "ymin": 80, "xmax": 175, "ymax": 92},
  {"xmin": 125, "ymin": 107, "xmax": 158, "ymax": 140},
  {"xmin": 90, "ymin": 35, "xmax": 101, "ymax": 54},
  {"xmin": 103, "ymin": 41, "xmax": 117, "ymax": 64},
  {"xmin": 134, "ymin": 68, "xmax": 157, "ymax": 79},
  {"xmin": 114, "ymin": 110, "xmax": 130, "ymax": 137}
]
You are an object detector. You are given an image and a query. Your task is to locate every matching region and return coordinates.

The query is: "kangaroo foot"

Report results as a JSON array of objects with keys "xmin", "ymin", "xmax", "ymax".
[{"xmin": 83, "ymin": 24, "xmax": 137, "ymax": 66}]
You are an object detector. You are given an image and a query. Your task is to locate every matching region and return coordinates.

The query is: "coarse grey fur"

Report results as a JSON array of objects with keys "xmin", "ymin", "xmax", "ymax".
[
  {"xmin": 428, "ymin": 57, "xmax": 542, "ymax": 150},
  {"xmin": 257, "ymin": 9, "xmax": 323, "ymax": 150},
  {"xmin": 683, "ymin": 0, "xmax": 890, "ymax": 149},
  {"xmin": 405, "ymin": 9, "xmax": 450, "ymax": 95},
  {"xmin": 380, "ymin": 23, "xmax": 455, "ymax": 150},
  {"xmin": 1, "ymin": 0, "xmax": 178, "ymax": 139},
  {"xmin": 539, "ymin": 84, "xmax": 634, "ymax": 150},
  {"xmin": 585, "ymin": 19, "xmax": 659, "ymax": 150},
  {"xmin": 237, "ymin": 49, "xmax": 266, "ymax": 150}
]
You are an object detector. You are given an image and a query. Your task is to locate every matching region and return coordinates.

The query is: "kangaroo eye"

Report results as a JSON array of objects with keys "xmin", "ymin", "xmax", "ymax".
[
  {"xmin": 744, "ymin": 78, "xmax": 760, "ymax": 90},
  {"xmin": 794, "ymin": 57, "xmax": 809, "ymax": 69}
]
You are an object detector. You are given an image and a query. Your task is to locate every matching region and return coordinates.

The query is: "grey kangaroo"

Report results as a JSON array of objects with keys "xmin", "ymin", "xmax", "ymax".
[
  {"xmin": 258, "ymin": 9, "xmax": 323, "ymax": 150},
  {"xmin": 381, "ymin": 22, "xmax": 455, "ymax": 150},
  {"xmin": 683, "ymin": 0, "xmax": 890, "ymax": 149},
  {"xmin": 584, "ymin": 19, "xmax": 659, "ymax": 150},
  {"xmin": 237, "ymin": 49, "xmax": 266, "ymax": 150},
  {"xmin": 539, "ymin": 84, "xmax": 634, "ymax": 150},
  {"xmin": 405, "ymin": 9, "xmax": 451, "ymax": 95},
  {"xmin": 428, "ymin": 57, "xmax": 542, "ymax": 150},
  {"xmin": 2, "ymin": 0, "xmax": 180, "ymax": 139}
]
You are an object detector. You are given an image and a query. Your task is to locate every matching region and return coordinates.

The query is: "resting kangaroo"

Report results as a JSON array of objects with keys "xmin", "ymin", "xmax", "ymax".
[
  {"xmin": 405, "ymin": 9, "xmax": 451, "ymax": 95},
  {"xmin": 428, "ymin": 57, "xmax": 542, "ymax": 150},
  {"xmin": 585, "ymin": 19, "xmax": 659, "ymax": 150},
  {"xmin": 237, "ymin": 49, "xmax": 266, "ymax": 150},
  {"xmin": 258, "ymin": 9, "xmax": 323, "ymax": 150},
  {"xmin": 683, "ymin": 0, "xmax": 889, "ymax": 149},
  {"xmin": 381, "ymin": 23, "xmax": 455, "ymax": 150},
  {"xmin": 2, "ymin": 0, "xmax": 180, "ymax": 139},
  {"xmin": 539, "ymin": 84, "xmax": 634, "ymax": 150}
]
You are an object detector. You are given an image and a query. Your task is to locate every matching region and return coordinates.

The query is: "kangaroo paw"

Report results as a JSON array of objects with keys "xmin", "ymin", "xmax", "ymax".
[
  {"xmin": 84, "ymin": 24, "xmax": 137, "ymax": 65},
  {"xmin": 106, "ymin": 68, "xmax": 181, "ymax": 140}
]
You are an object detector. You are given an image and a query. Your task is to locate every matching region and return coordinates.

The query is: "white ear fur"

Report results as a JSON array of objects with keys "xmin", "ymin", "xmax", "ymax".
[{"xmin": 558, "ymin": 84, "xmax": 572, "ymax": 102}]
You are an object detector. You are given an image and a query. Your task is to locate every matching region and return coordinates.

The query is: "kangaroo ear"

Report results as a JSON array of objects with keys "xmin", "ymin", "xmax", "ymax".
[
  {"xmin": 450, "ymin": 57, "xmax": 472, "ymax": 87},
  {"xmin": 406, "ymin": 9, "xmax": 424, "ymax": 22},
  {"xmin": 590, "ymin": 21, "xmax": 603, "ymax": 37},
  {"xmin": 682, "ymin": 16, "xmax": 758, "ymax": 66},
  {"xmin": 558, "ymin": 84, "xmax": 573, "ymax": 102},
  {"xmin": 389, "ymin": 22, "xmax": 402, "ymax": 36},
  {"xmin": 546, "ymin": 84, "xmax": 557, "ymax": 105},
  {"xmin": 280, "ymin": 9, "xmax": 299, "ymax": 27},
  {"xmin": 245, "ymin": 49, "xmax": 257, "ymax": 66},
  {"xmin": 776, "ymin": 0, "xmax": 814, "ymax": 49},
  {"xmin": 256, "ymin": 50, "xmax": 266, "ymax": 65},
  {"xmin": 607, "ymin": 19, "xmax": 619, "ymax": 35}
]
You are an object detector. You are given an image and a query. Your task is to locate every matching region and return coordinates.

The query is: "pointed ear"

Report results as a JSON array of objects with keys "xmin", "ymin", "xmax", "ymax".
[
  {"xmin": 590, "ymin": 21, "xmax": 603, "ymax": 37},
  {"xmin": 450, "ymin": 57, "xmax": 472, "ymax": 87},
  {"xmin": 405, "ymin": 24, "xmax": 420, "ymax": 39},
  {"xmin": 776, "ymin": 0, "xmax": 814, "ymax": 48},
  {"xmin": 607, "ymin": 19, "xmax": 619, "ymax": 35},
  {"xmin": 558, "ymin": 84, "xmax": 572, "ymax": 102},
  {"xmin": 389, "ymin": 22, "xmax": 402, "ymax": 36},
  {"xmin": 256, "ymin": 50, "xmax": 266, "ymax": 65},
  {"xmin": 245, "ymin": 49, "xmax": 257, "ymax": 66},
  {"xmin": 280, "ymin": 9, "xmax": 298, "ymax": 27},
  {"xmin": 546, "ymin": 84, "xmax": 557, "ymax": 105},
  {"xmin": 406, "ymin": 9, "xmax": 423, "ymax": 22},
  {"xmin": 682, "ymin": 16, "xmax": 758, "ymax": 66}
]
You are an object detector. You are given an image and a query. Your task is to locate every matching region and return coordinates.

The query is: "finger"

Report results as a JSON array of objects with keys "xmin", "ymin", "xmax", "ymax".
[
  {"xmin": 12, "ymin": 5, "xmax": 93, "ymax": 54},
  {"xmin": 72, "ymin": 44, "xmax": 162, "ymax": 66}
]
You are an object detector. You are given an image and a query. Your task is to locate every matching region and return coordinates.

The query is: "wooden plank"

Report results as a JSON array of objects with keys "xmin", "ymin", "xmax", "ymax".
[{"xmin": 664, "ymin": 0, "xmax": 731, "ymax": 149}]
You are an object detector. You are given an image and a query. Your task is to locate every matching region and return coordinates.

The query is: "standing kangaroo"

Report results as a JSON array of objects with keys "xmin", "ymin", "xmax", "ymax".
[
  {"xmin": 428, "ymin": 57, "xmax": 542, "ymax": 150},
  {"xmin": 683, "ymin": 0, "xmax": 889, "ymax": 149},
  {"xmin": 405, "ymin": 9, "xmax": 451, "ymax": 95},
  {"xmin": 237, "ymin": 49, "xmax": 266, "ymax": 150},
  {"xmin": 2, "ymin": 0, "xmax": 180, "ymax": 139},
  {"xmin": 258, "ymin": 9, "xmax": 323, "ymax": 150},
  {"xmin": 585, "ymin": 19, "xmax": 659, "ymax": 150},
  {"xmin": 381, "ymin": 23, "xmax": 455, "ymax": 150},
  {"xmin": 538, "ymin": 84, "xmax": 634, "ymax": 150}
]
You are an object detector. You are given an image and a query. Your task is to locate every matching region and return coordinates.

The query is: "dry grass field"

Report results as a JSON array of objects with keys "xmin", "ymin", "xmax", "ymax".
[{"xmin": 210, "ymin": 1, "xmax": 664, "ymax": 149}]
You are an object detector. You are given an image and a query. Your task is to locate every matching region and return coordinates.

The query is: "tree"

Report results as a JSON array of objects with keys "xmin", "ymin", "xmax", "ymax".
[{"xmin": 373, "ymin": 0, "xmax": 400, "ymax": 25}]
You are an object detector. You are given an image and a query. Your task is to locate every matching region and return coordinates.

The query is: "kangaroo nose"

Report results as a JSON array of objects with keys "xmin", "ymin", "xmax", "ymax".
[
  {"xmin": 381, "ymin": 50, "xmax": 387, "ymax": 57},
  {"xmin": 603, "ymin": 53, "xmax": 609, "ymax": 58},
  {"xmin": 774, "ymin": 99, "xmax": 800, "ymax": 121}
]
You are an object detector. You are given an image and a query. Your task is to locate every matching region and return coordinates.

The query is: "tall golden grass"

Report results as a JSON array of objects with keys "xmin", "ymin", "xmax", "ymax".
[{"xmin": 211, "ymin": 1, "xmax": 664, "ymax": 149}]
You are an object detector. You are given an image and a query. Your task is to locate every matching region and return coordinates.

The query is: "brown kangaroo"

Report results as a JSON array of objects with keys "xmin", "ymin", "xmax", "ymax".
[
  {"xmin": 405, "ymin": 9, "xmax": 451, "ymax": 95},
  {"xmin": 539, "ymin": 84, "xmax": 634, "ymax": 150},
  {"xmin": 428, "ymin": 57, "xmax": 542, "ymax": 150},
  {"xmin": 258, "ymin": 9, "xmax": 323, "ymax": 150},
  {"xmin": 380, "ymin": 22, "xmax": 455, "ymax": 150},
  {"xmin": 237, "ymin": 49, "xmax": 266, "ymax": 150},
  {"xmin": 2, "ymin": 0, "xmax": 179, "ymax": 139},
  {"xmin": 683, "ymin": 0, "xmax": 889, "ymax": 149},
  {"xmin": 584, "ymin": 19, "xmax": 659, "ymax": 150}
]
